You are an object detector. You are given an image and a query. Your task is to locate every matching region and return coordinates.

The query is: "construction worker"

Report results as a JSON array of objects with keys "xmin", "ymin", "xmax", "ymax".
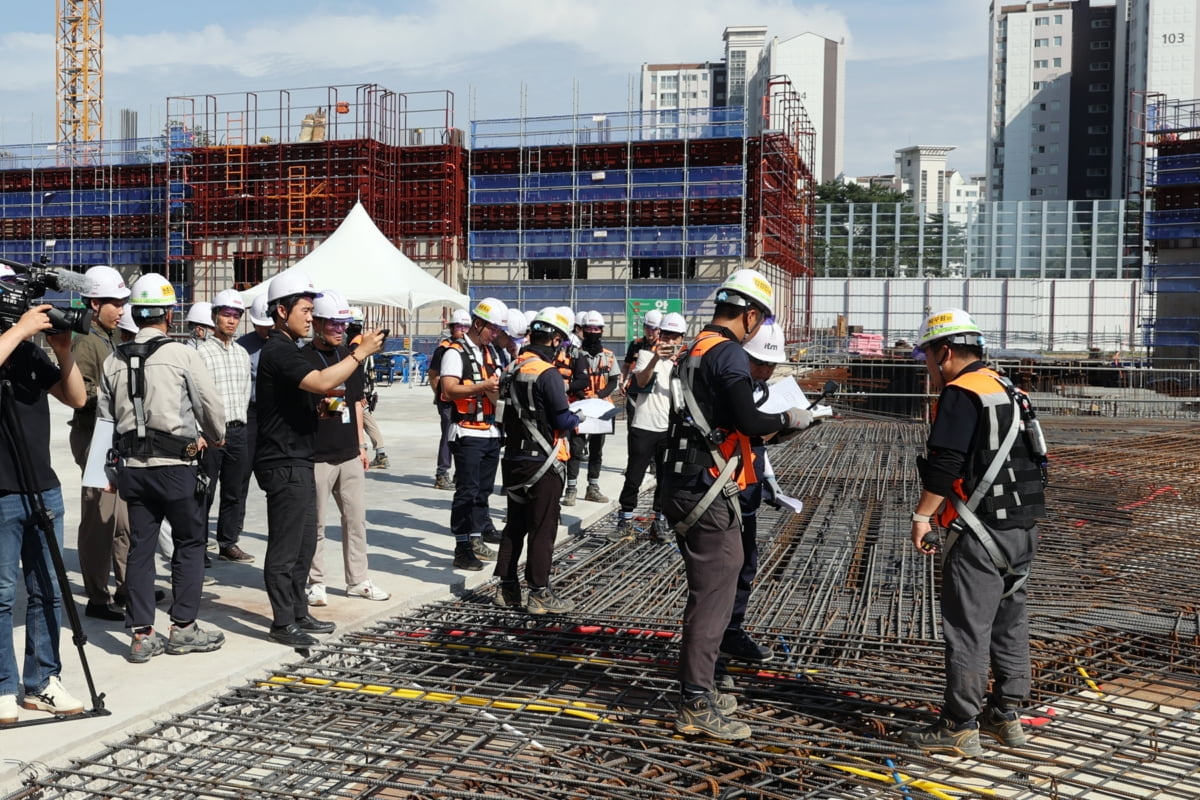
[
  {"xmin": 254, "ymin": 271, "xmax": 385, "ymax": 647},
  {"xmin": 661, "ymin": 269, "xmax": 813, "ymax": 741},
  {"xmin": 427, "ymin": 309, "xmax": 471, "ymax": 490},
  {"xmin": 440, "ymin": 297, "xmax": 507, "ymax": 570},
  {"xmin": 99, "ymin": 273, "xmax": 227, "ymax": 663},
  {"xmin": 185, "ymin": 302, "xmax": 214, "ymax": 348},
  {"xmin": 301, "ymin": 289, "xmax": 390, "ymax": 606},
  {"xmin": 69, "ymin": 265, "xmax": 133, "ymax": 622},
  {"xmin": 348, "ymin": 308, "xmax": 389, "ymax": 469},
  {"xmin": 0, "ymin": 299, "xmax": 87, "ymax": 721},
  {"xmin": 614, "ymin": 311, "xmax": 687, "ymax": 543},
  {"xmin": 493, "ymin": 307, "xmax": 581, "ymax": 614},
  {"xmin": 565, "ymin": 310, "xmax": 620, "ymax": 506},
  {"xmin": 621, "ymin": 308, "xmax": 663, "ymax": 425},
  {"xmin": 719, "ymin": 322, "xmax": 790, "ymax": 668},
  {"xmin": 196, "ymin": 289, "xmax": 254, "ymax": 564},
  {"xmin": 903, "ymin": 308, "xmax": 1046, "ymax": 757}
]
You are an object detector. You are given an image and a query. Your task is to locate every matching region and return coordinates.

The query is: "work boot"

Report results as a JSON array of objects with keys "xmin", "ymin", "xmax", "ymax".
[
  {"xmin": 453, "ymin": 545, "xmax": 484, "ymax": 571},
  {"xmin": 370, "ymin": 452, "xmax": 390, "ymax": 469},
  {"xmin": 978, "ymin": 705, "xmax": 1028, "ymax": 747},
  {"xmin": 562, "ymin": 486, "xmax": 577, "ymax": 506},
  {"xmin": 526, "ymin": 587, "xmax": 575, "ymax": 615},
  {"xmin": 126, "ymin": 629, "xmax": 168, "ymax": 664},
  {"xmin": 471, "ymin": 538, "xmax": 497, "ymax": 561},
  {"xmin": 720, "ymin": 628, "xmax": 774, "ymax": 663},
  {"xmin": 434, "ymin": 472, "xmax": 453, "ymax": 490},
  {"xmin": 494, "ymin": 581, "xmax": 523, "ymax": 609},
  {"xmin": 649, "ymin": 518, "xmax": 672, "ymax": 543},
  {"xmin": 481, "ymin": 527, "xmax": 503, "ymax": 545},
  {"xmin": 675, "ymin": 692, "xmax": 751, "ymax": 741},
  {"xmin": 583, "ymin": 485, "xmax": 609, "ymax": 503},
  {"xmin": 606, "ymin": 517, "xmax": 635, "ymax": 543},
  {"xmin": 902, "ymin": 716, "xmax": 983, "ymax": 757},
  {"xmin": 166, "ymin": 622, "xmax": 225, "ymax": 655},
  {"xmin": 20, "ymin": 676, "xmax": 84, "ymax": 716}
]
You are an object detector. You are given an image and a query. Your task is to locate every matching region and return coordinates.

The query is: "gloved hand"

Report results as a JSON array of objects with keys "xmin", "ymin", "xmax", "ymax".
[
  {"xmin": 784, "ymin": 406, "xmax": 814, "ymax": 430},
  {"xmin": 763, "ymin": 475, "xmax": 783, "ymax": 509}
]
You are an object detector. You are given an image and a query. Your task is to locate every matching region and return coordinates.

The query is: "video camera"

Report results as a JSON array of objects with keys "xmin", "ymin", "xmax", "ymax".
[{"xmin": 0, "ymin": 257, "xmax": 94, "ymax": 335}]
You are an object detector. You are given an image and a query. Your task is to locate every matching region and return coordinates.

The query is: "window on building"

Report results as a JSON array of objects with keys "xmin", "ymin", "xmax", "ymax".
[
  {"xmin": 661, "ymin": 75, "xmax": 678, "ymax": 88},
  {"xmin": 1049, "ymin": 165, "xmax": 1059, "ymax": 175},
  {"xmin": 632, "ymin": 257, "xmax": 696, "ymax": 280},
  {"xmin": 1033, "ymin": 123, "xmax": 1046, "ymax": 132},
  {"xmin": 1088, "ymin": 125, "xmax": 1110, "ymax": 134},
  {"xmin": 1050, "ymin": 121, "xmax": 1061, "ymax": 132},
  {"xmin": 1053, "ymin": 36, "xmax": 1063, "ymax": 45},
  {"xmin": 1085, "ymin": 188, "xmax": 1106, "ymax": 198},
  {"xmin": 1090, "ymin": 61, "xmax": 1112, "ymax": 71},
  {"xmin": 1088, "ymin": 104, "xmax": 1110, "ymax": 113},
  {"xmin": 1049, "ymin": 142, "xmax": 1061, "ymax": 153},
  {"xmin": 1089, "ymin": 82, "xmax": 1110, "ymax": 91},
  {"xmin": 233, "ymin": 253, "xmax": 264, "ymax": 290},
  {"xmin": 1092, "ymin": 18, "xmax": 1112, "ymax": 28},
  {"xmin": 1053, "ymin": 57, "xmax": 1063, "ymax": 67},
  {"xmin": 1034, "ymin": 38, "xmax": 1049, "ymax": 47},
  {"xmin": 1035, "ymin": 16, "xmax": 1050, "ymax": 25},
  {"xmin": 1051, "ymin": 100, "xmax": 1062, "ymax": 110},
  {"xmin": 1034, "ymin": 145, "xmax": 1046, "ymax": 153},
  {"xmin": 1086, "ymin": 167, "xmax": 1109, "ymax": 177},
  {"xmin": 530, "ymin": 259, "xmax": 589, "ymax": 280},
  {"xmin": 1054, "ymin": 14, "xmax": 1063, "ymax": 24},
  {"xmin": 1088, "ymin": 146, "xmax": 1110, "ymax": 156},
  {"xmin": 1031, "ymin": 188, "xmax": 1044, "ymax": 197},
  {"xmin": 1090, "ymin": 40, "xmax": 1112, "ymax": 50},
  {"xmin": 1031, "ymin": 166, "xmax": 1045, "ymax": 175},
  {"xmin": 1033, "ymin": 81, "xmax": 1046, "ymax": 90},
  {"xmin": 1034, "ymin": 60, "xmax": 1049, "ymax": 69}
]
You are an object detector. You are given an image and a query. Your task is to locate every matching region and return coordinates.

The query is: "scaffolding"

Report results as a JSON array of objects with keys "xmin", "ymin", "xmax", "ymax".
[
  {"xmin": 467, "ymin": 102, "xmax": 814, "ymax": 340},
  {"xmin": 164, "ymin": 85, "xmax": 465, "ymax": 310},
  {"xmin": 1135, "ymin": 95, "xmax": 1200, "ymax": 368}
]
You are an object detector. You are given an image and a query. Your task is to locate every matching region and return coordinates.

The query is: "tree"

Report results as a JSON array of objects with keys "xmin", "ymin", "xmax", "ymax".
[{"xmin": 815, "ymin": 179, "xmax": 905, "ymax": 206}]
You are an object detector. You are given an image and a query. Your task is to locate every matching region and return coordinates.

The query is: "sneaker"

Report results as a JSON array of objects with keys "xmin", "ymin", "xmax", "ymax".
[
  {"xmin": 715, "ymin": 692, "xmax": 738, "ymax": 714},
  {"xmin": 526, "ymin": 587, "xmax": 575, "ymax": 615},
  {"xmin": 607, "ymin": 517, "xmax": 635, "ymax": 543},
  {"xmin": 675, "ymin": 692, "xmax": 751, "ymax": 740},
  {"xmin": 583, "ymin": 485, "xmax": 609, "ymax": 503},
  {"xmin": 0, "ymin": 693, "xmax": 17, "ymax": 724},
  {"xmin": 370, "ymin": 453, "xmax": 390, "ymax": 469},
  {"xmin": 902, "ymin": 717, "xmax": 983, "ymax": 757},
  {"xmin": 218, "ymin": 544, "xmax": 255, "ymax": 563},
  {"xmin": 720, "ymin": 629, "xmax": 774, "ymax": 663},
  {"xmin": 20, "ymin": 676, "xmax": 84, "ymax": 716},
  {"xmin": 126, "ymin": 630, "xmax": 168, "ymax": 663},
  {"xmin": 202, "ymin": 574, "xmax": 217, "ymax": 586},
  {"xmin": 434, "ymin": 473, "xmax": 453, "ymax": 490},
  {"xmin": 649, "ymin": 518, "xmax": 672, "ymax": 543},
  {"xmin": 306, "ymin": 583, "xmax": 328, "ymax": 607},
  {"xmin": 453, "ymin": 547, "xmax": 484, "ymax": 571},
  {"xmin": 166, "ymin": 622, "xmax": 225, "ymax": 655},
  {"xmin": 562, "ymin": 487, "xmax": 577, "ymax": 506},
  {"xmin": 471, "ymin": 538, "xmax": 497, "ymax": 561},
  {"xmin": 494, "ymin": 581, "xmax": 523, "ymax": 609},
  {"xmin": 978, "ymin": 705, "xmax": 1028, "ymax": 747},
  {"xmin": 347, "ymin": 580, "xmax": 390, "ymax": 601}
]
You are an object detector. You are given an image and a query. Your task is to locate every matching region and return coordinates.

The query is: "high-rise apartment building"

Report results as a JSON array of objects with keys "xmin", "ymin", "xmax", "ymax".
[
  {"xmin": 895, "ymin": 145, "xmax": 956, "ymax": 208},
  {"xmin": 987, "ymin": 1, "xmax": 1125, "ymax": 201},
  {"xmin": 722, "ymin": 26, "xmax": 767, "ymax": 110}
]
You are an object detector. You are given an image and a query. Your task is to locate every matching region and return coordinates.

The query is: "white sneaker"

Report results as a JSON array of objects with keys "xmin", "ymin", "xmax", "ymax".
[
  {"xmin": 21, "ymin": 676, "xmax": 84, "ymax": 716},
  {"xmin": 306, "ymin": 583, "xmax": 328, "ymax": 607},
  {"xmin": 0, "ymin": 693, "xmax": 18, "ymax": 724},
  {"xmin": 347, "ymin": 580, "xmax": 390, "ymax": 601}
]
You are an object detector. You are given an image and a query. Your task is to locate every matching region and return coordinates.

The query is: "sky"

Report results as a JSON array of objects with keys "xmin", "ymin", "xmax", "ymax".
[{"xmin": 0, "ymin": 0, "xmax": 991, "ymax": 177}]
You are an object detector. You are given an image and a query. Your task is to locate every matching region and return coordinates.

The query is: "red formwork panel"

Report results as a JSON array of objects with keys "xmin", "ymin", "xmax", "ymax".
[
  {"xmin": 630, "ymin": 141, "xmax": 686, "ymax": 169},
  {"xmin": 527, "ymin": 146, "xmax": 574, "ymax": 173},
  {"xmin": 630, "ymin": 199, "xmax": 685, "ymax": 227},
  {"xmin": 471, "ymin": 149, "xmax": 521, "ymax": 175},
  {"xmin": 688, "ymin": 138, "xmax": 745, "ymax": 167},
  {"xmin": 576, "ymin": 144, "xmax": 628, "ymax": 171},
  {"xmin": 522, "ymin": 202, "xmax": 574, "ymax": 229},
  {"xmin": 687, "ymin": 197, "xmax": 742, "ymax": 225}
]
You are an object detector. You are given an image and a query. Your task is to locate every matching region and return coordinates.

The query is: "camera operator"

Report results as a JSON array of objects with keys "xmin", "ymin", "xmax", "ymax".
[{"xmin": 0, "ymin": 301, "xmax": 87, "ymax": 723}]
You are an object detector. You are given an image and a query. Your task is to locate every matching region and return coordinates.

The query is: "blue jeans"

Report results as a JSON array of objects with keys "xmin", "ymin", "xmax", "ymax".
[{"xmin": 0, "ymin": 488, "xmax": 66, "ymax": 697}]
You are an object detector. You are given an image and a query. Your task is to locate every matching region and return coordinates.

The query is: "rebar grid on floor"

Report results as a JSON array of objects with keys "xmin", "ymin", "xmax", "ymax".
[{"xmin": 9, "ymin": 419, "xmax": 1200, "ymax": 800}]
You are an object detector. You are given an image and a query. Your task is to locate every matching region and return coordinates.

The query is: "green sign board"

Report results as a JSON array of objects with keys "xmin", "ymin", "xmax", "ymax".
[{"xmin": 627, "ymin": 298, "xmax": 682, "ymax": 332}]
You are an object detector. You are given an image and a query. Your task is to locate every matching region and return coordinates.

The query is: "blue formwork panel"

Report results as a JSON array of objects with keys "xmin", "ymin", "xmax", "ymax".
[
  {"xmin": 472, "ymin": 175, "xmax": 521, "ymax": 190},
  {"xmin": 524, "ymin": 174, "xmax": 572, "ymax": 189},
  {"xmin": 1151, "ymin": 263, "xmax": 1200, "ymax": 292},
  {"xmin": 524, "ymin": 188, "xmax": 572, "ymax": 202},
  {"xmin": 578, "ymin": 186, "xmax": 626, "ymax": 201},
  {"xmin": 632, "ymin": 184, "xmax": 685, "ymax": 200},
  {"xmin": 632, "ymin": 168, "xmax": 685, "ymax": 185},
  {"xmin": 469, "ymin": 189, "xmax": 520, "ymax": 205}
]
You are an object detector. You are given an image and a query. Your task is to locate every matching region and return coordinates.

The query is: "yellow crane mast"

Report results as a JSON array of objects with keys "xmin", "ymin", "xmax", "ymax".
[{"xmin": 55, "ymin": 0, "xmax": 104, "ymax": 150}]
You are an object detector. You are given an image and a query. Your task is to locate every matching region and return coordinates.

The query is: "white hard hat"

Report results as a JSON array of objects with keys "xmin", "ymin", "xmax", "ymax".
[
  {"xmin": 743, "ymin": 323, "xmax": 787, "ymax": 364},
  {"xmin": 186, "ymin": 302, "xmax": 215, "ymax": 327},
  {"xmin": 584, "ymin": 310, "xmax": 605, "ymax": 328},
  {"xmin": 248, "ymin": 293, "xmax": 272, "ymax": 327},
  {"xmin": 574, "ymin": 310, "xmax": 589, "ymax": 328},
  {"xmin": 0, "ymin": 264, "xmax": 14, "ymax": 279},
  {"xmin": 266, "ymin": 270, "xmax": 319, "ymax": 303},
  {"xmin": 450, "ymin": 309, "xmax": 471, "ymax": 327},
  {"xmin": 349, "ymin": 306, "xmax": 365, "ymax": 323},
  {"xmin": 660, "ymin": 312, "xmax": 687, "ymax": 335},
  {"xmin": 118, "ymin": 304, "xmax": 138, "ymax": 334},
  {"xmin": 531, "ymin": 307, "xmax": 571, "ymax": 339},
  {"xmin": 716, "ymin": 268, "xmax": 774, "ymax": 317},
  {"xmin": 644, "ymin": 309, "xmax": 664, "ymax": 328},
  {"xmin": 312, "ymin": 289, "xmax": 353, "ymax": 321},
  {"xmin": 917, "ymin": 308, "xmax": 985, "ymax": 350},
  {"xmin": 472, "ymin": 297, "xmax": 508, "ymax": 327},
  {"xmin": 507, "ymin": 311, "xmax": 529, "ymax": 337},
  {"xmin": 82, "ymin": 265, "xmax": 131, "ymax": 300},
  {"xmin": 524, "ymin": 309, "xmax": 538, "ymax": 324},
  {"xmin": 211, "ymin": 288, "xmax": 246, "ymax": 313},
  {"xmin": 129, "ymin": 273, "xmax": 176, "ymax": 319}
]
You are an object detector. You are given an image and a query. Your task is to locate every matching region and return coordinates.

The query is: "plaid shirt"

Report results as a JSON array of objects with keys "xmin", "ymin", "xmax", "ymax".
[{"xmin": 197, "ymin": 336, "xmax": 252, "ymax": 424}]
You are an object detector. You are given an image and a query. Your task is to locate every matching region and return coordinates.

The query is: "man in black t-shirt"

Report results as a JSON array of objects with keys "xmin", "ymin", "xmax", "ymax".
[
  {"xmin": 254, "ymin": 273, "xmax": 384, "ymax": 648},
  {"xmin": 301, "ymin": 291, "xmax": 390, "ymax": 607},
  {"xmin": 0, "ymin": 303, "xmax": 87, "ymax": 722}
]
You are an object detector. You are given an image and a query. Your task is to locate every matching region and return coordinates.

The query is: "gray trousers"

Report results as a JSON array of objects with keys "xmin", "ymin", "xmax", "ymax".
[
  {"xmin": 310, "ymin": 457, "xmax": 369, "ymax": 587},
  {"xmin": 70, "ymin": 423, "xmax": 130, "ymax": 605},
  {"xmin": 362, "ymin": 410, "xmax": 385, "ymax": 451},
  {"xmin": 941, "ymin": 523, "xmax": 1039, "ymax": 722},
  {"xmin": 663, "ymin": 483, "xmax": 742, "ymax": 693}
]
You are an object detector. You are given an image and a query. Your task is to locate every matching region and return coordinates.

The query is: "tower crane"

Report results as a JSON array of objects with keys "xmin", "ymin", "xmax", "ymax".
[{"xmin": 55, "ymin": 0, "xmax": 104, "ymax": 153}]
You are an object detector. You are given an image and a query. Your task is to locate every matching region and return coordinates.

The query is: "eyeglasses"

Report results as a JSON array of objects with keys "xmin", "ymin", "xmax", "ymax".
[{"xmin": 322, "ymin": 320, "xmax": 348, "ymax": 331}]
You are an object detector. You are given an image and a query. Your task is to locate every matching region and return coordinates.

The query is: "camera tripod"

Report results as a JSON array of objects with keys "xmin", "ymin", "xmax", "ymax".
[{"xmin": 0, "ymin": 379, "xmax": 110, "ymax": 727}]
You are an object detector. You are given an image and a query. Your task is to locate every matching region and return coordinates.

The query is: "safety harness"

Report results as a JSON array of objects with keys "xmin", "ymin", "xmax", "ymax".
[
  {"xmin": 114, "ymin": 337, "xmax": 200, "ymax": 460},
  {"xmin": 667, "ymin": 331, "xmax": 756, "ymax": 536},
  {"xmin": 501, "ymin": 351, "xmax": 569, "ymax": 501},
  {"xmin": 939, "ymin": 369, "xmax": 1044, "ymax": 598},
  {"xmin": 443, "ymin": 338, "xmax": 497, "ymax": 429}
]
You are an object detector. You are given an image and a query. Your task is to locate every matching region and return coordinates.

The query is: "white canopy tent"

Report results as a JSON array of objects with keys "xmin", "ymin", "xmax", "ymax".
[{"xmin": 239, "ymin": 201, "xmax": 468, "ymax": 312}]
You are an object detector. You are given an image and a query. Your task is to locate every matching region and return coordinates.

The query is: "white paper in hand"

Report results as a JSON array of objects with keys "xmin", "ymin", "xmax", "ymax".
[
  {"xmin": 82, "ymin": 419, "xmax": 114, "ymax": 489},
  {"xmin": 774, "ymin": 493, "xmax": 804, "ymax": 514},
  {"xmin": 757, "ymin": 378, "xmax": 812, "ymax": 414}
]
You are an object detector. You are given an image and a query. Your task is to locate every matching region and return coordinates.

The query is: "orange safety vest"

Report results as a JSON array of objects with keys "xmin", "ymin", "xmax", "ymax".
[
  {"xmin": 442, "ymin": 339, "xmax": 497, "ymax": 430},
  {"xmin": 681, "ymin": 330, "xmax": 757, "ymax": 491},
  {"xmin": 510, "ymin": 351, "xmax": 570, "ymax": 462},
  {"xmin": 580, "ymin": 347, "xmax": 615, "ymax": 399}
]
